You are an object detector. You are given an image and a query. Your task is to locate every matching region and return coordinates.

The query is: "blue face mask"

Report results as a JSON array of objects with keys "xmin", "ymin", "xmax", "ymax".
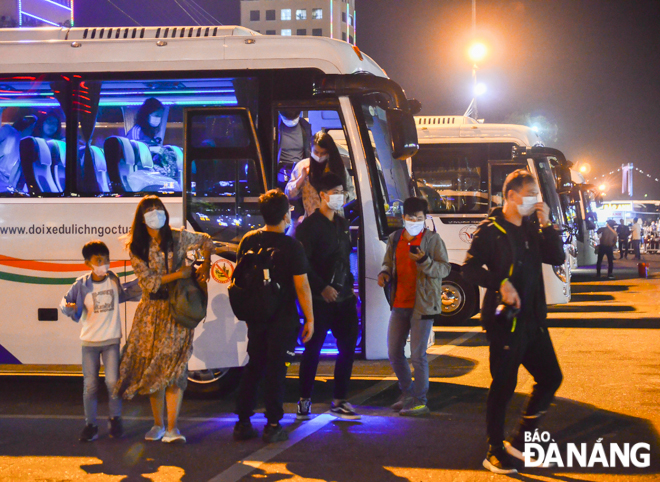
[{"xmin": 144, "ymin": 209, "xmax": 167, "ymax": 230}]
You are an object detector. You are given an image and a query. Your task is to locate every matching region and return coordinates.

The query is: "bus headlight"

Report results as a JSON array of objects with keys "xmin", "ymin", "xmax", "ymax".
[{"xmin": 553, "ymin": 264, "xmax": 567, "ymax": 283}]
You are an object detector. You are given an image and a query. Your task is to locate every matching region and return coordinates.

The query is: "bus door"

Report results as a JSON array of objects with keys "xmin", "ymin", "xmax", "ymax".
[
  {"xmin": 488, "ymin": 161, "xmax": 528, "ymax": 208},
  {"xmin": 182, "ymin": 107, "xmax": 268, "ymax": 376}
]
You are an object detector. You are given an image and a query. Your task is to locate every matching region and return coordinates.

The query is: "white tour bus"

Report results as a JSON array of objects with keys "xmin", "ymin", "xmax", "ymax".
[
  {"xmin": 0, "ymin": 26, "xmax": 420, "ymax": 390},
  {"xmin": 410, "ymin": 116, "xmax": 572, "ymax": 324},
  {"xmin": 569, "ymin": 170, "xmax": 598, "ymax": 266}
]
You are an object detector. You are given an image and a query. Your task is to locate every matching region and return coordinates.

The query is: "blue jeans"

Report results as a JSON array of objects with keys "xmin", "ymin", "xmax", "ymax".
[
  {"xmin": 82, "ymin": 343, "xmax": 122, "ymax": 425},
  {"xmin": 387, "ymin": 308, "xmax": 434, "ymax": 405}
]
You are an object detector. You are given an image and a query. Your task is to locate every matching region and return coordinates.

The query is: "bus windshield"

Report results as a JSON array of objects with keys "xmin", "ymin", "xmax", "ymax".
[
  {"xmin": 411, "ymin": 142, "xmax": 518, "ymax": 214},
  {"xmin": 535, "ymin": 158, "xmax": 564, "ymax": 226}
]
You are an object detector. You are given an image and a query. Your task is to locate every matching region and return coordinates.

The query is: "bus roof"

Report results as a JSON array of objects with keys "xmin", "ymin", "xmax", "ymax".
[
  {"xmin": 415, "ymin": 115, "xmax": 544, "ymax": 147},
  {"xmin": 0, "ymin": 26, "xmax": 386, "ymax": 77}
]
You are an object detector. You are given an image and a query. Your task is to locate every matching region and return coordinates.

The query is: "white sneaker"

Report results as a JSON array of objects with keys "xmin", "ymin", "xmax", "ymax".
[
  {"xmin": 162, "ymin": 428, "xmax": 186, "ymax": 444},
  {"xmin": 144, "ymin": 425, "xmax": 166, "ymax": 441}
]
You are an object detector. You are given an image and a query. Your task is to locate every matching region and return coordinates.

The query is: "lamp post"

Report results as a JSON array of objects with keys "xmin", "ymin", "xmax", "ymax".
[{"xmin": 464, "ymin": 0, "xmax": 487, "ymax": 119}]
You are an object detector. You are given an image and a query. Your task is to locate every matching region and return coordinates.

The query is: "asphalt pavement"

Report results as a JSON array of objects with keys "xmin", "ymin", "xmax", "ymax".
[{"xmin": 1, "ymin": 255, "xmax": 659, "ymax": 481}]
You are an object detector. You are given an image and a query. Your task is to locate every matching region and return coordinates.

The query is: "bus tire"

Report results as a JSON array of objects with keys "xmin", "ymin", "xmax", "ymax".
[
  {"xmin": 186, "ymin": 367, "xmax": 243, "ymax": 396},
  {"xmin": 437, "ymin": 271, "xmax": 477, "ymax": 325}
]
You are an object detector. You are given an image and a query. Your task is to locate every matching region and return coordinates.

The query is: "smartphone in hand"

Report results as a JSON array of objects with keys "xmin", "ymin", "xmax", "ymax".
[{"xmin": 409, "ymin": 245, "xmax": 420, "ymax": 254}]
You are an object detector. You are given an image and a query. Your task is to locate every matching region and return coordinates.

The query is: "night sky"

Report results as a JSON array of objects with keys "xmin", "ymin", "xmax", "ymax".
[{"xmin": 76, "ymin": 0, "xmax": 660, "ymax": 199}]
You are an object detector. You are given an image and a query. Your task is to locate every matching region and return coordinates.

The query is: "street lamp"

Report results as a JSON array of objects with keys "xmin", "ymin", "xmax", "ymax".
[
  {"xmin": 468, "ymin": 42, "xmax": 487, "ymax": 63},
  {"xmin": 464, "ymin": 42, "xmax": 488, "ymax": 119},
  {"xmin": 474, "ymin": 82, "xmax": 487, "ymax": 97}
]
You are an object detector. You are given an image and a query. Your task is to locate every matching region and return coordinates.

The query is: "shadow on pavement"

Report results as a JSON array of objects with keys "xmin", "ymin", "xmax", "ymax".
[
  {"xmin": 570, "ymin": 283, "xmax": 630, "ymax": 293},
  {"xmin": 569, "ymin": 293, "xmax": 616, "ymax": 303},
  {"xmin": 549, "ymin": 305, "xmax": 636, "ymax": 313},
  {"xmin": 545, "ymin": 318, "xmax": 660, "ymax": 329},
  {"xmin": 433, "ymin": 331, "xmax": 489, "ymax": 347}
]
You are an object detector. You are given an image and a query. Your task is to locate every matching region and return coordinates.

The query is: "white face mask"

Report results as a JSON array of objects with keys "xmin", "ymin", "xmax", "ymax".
[
  {"xmin": 144, "ymin": 209, "xmax": 167, "ymax": 230},
  {"xmin": 92, "ymin": 264, "xmax": 109, "ymax": 277},
  {"xmin": 326, "ymin": 193, "xmax": 344, "ymax": 211},
  {"xmin": 404, "ymin": 220, "xmax": 425, "ymax": 237},
  {"xmin": 518, "ymin": 196, "xmax": 537, "ymax": 217},
  {"xmin": 281, "ymin": 115, "xmax": 300, "ymax": 128},
  {"xmin": 148, "ymin": 114, "xmax": 162, "ymax": 127},
  {"xmin": 311, "ymin": 151, "xmax": 329, "ymax": 163}
]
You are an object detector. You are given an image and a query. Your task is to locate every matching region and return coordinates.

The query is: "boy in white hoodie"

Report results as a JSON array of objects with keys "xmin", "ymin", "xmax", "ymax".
[{"xmin": 60, "ymin": 240, "xmax": 128, "ymax": 442}]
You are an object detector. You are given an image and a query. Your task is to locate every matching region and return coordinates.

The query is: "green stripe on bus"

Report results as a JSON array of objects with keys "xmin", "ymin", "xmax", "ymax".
[{"xmin": 0, "ymin": 270, "xmax": 135, "ymax": 285}]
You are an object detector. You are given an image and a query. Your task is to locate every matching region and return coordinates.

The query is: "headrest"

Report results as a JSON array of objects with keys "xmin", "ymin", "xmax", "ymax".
[
  {"xmin": 19, "ymin": 137, "xmax": 52, "ymax": 167},
  {"xmin": 104, "ymin": 136, "xmax": 136, "ymax": 166},
  {"xmin": 47, "ymin": 140, "xmax": 66, "ymax": 166},
  {"xmin": 89, "ymin": 145, "xmax": 107, "ymax": 172},
  {"xmin": 130, "ymin": 140, "xmax": 153, "ymax": 169}
]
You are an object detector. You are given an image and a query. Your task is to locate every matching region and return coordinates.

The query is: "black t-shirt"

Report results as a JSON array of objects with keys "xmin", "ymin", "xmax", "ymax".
[
  {"xmin": 237, "ymin": 229, "xmax": 309, "ymax": 322},
  {"xmin": 503, "ymin": 221, "xmax": 541, "ymax": 331}
]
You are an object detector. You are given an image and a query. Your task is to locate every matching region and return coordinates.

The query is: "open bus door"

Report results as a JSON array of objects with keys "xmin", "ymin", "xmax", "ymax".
[{"xmin": 182, "ymin": 107, "xmax": 268, "ymax": 390}]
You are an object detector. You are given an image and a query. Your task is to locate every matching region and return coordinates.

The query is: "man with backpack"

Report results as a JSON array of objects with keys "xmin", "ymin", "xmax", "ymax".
[
  {"xmin": 232, "ymin": 189, "xmax": 314, "ymax": 443},
  {"xmin": 462, "ymin": 169, "xmax": 565, "ymax": 475},
  {"xmin": 295, "ymin": 172, "xmax": 361, "ymax": 420},
  {"xmin": 597, "ymin": 219, "xmax": 618, "ymax": 279}
]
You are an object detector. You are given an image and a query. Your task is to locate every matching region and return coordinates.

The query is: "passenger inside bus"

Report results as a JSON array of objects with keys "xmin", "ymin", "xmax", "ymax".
[
  {"xmin": 0, "ymin": 114, "xmax": 37, "ymax": 192},
  {"xmin": 34, "ymin": 109, "xmax": 64, "ymax": 141},
  {"xmin": 127, "ymin": 98, "xmax": 166, "ymax": 150}
]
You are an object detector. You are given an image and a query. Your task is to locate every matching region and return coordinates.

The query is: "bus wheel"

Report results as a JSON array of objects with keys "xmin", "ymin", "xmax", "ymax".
[
  {"xmin": 438, "ymin": 271, "xmax": 477, "ymax": 325},
  {"xmin": 187, "ymin": 367, "xmax": 243, "ymax": 396}
]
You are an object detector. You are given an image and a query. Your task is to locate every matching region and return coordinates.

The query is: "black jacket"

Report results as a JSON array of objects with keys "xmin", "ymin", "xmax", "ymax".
[{"xmin": 461, "ymin": 208, "xmax": 565, "ymax": 331}]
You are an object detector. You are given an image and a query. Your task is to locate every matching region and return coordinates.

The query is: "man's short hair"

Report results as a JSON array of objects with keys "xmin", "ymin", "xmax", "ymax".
[
  {"xmin": 82, "ymin": 240, "xmax": 109, "ymax": 261},
  {"xmin": 317, "ymin": 172, "xmax": 344, "ymax": 193},
  {"xmin": 403, "ymin": 197, "xmax": 428, "ymax": 217},
  {"xmin": 259, "ymin": 189, "xmax": 290, "ymax": 226},
  {"xmin": 502, "ymin": 169, "xmax": 536, "ymax": 199},
  {"xmin": 634, "ymin": 217, "xmax": 639, "ymax": 223}
]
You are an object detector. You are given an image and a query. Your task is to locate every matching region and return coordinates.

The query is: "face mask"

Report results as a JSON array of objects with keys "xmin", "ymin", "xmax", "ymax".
[
  {"xmin": 92, "ymin": 264, "xmax": 109, "ymax": 277},
  {"xmin": 148, "ymin": 115, "xmax": 162, "ymax": 127},
  {"xmin": 281, "ymin": 115, "xmax": 300, "ymax": 128},
  {"xmin": 326, "ymin": 193, "xmax": 344, "ymax": 211},
  {"xmin": 311, "ymin": 151, "xmax": 329, "ymax": 163},
  {"xmin": 144, "ymin": 209, "xmax": 167, "ymax": 230},
  {"xmin": 404, "ymin": 220, "xmax": 425, "ymax": 237},
  {"xmin": 518, "ymin": 196, "xmax": 537, "ymax": 217}
]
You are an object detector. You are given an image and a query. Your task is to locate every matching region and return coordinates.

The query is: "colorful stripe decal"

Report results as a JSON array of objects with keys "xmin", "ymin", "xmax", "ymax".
[
  {"xmin": 0, "ymin": 343, "xmax": 21, "ymax": 364},
  {"xmin": 0, "ymin": 270, "xmax": 134, "ymax": 285},
  {"xmin": 0, "ymin": 255, "xmax": 125, "ymax": 272}
]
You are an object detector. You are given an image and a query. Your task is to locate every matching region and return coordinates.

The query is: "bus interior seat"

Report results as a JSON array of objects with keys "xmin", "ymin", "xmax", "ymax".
[
  {"xmin": 129, "ymin": 140, "xmax": 180, "ymax": 192},
  {"xmin": 130, "ymin": 140, "xmax": 154, "ymax": 170},
  {"xmin": 47, "ymin": 140, "xmax": 66, "ymax": 192},
  {"xmin": 104, "ymin": 136, "xmax": 135, "ymax": 192},
  {"xmin": 79, "ymin": 145, "xmax": 110, "ymax": 193},
  {"xmin": 19, "ymin": 137, "xmax": 59, "ymax": 194}
]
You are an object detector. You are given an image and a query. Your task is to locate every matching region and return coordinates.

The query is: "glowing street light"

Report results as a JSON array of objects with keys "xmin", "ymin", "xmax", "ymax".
[
  {"xmin": 474, "ymin": 82, "xmax": 487, "ymax": 96},
  {"xmin": 468, "ymin": 42, "xmax": 487, "ymax": 63},
  {"xmin": 599, "ymin": 183, "xmax": 608, "ymax": 191}
]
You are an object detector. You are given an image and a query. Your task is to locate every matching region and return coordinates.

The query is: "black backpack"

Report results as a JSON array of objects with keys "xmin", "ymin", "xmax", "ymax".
[{"xmin": 228, "ymin": 236, "xmax": 282, "ymax": 324}]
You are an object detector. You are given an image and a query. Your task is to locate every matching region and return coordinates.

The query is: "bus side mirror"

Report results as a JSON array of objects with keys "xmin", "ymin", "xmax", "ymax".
[{"xmin": 387, "ymin": 109, "xmax": 418, "ymax": 160}]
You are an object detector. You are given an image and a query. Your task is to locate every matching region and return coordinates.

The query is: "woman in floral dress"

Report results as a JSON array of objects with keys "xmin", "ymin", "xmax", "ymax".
[{"xmin": 114, "ymin": 195, "xmax": 213, "ymax": 444}]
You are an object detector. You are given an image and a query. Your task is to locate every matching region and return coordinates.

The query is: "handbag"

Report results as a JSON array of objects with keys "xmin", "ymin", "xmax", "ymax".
[{"xmin": 165, "ymin": 240, "xmax": 208, "ymax": 330}]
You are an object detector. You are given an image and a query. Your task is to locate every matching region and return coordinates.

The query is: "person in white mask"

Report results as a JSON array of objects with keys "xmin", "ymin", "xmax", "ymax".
[
  {"xmin": 276, "ymin": 110, "xmax": 312, "ymax": 189},
  {"xmin": 113, "ymin": 195, "xmax": 214, "ymax": 444},
  {"xmin": 127, "ymin": 97, "xmax": 166, "ymax": 152},
  {"xmin": 285, "ymin": 131, "xmax": 355, "ymax": 219},
  {"xmin": 378, "ymin": 197, "xmax": 450, "ymax": 417},
  {"xmin": 295, "ymin": 172, "xmax": 361, "ymax": 420},
  {"xmin": 462, "ymin": 169, "xmax": 565, "ymax": 475}
]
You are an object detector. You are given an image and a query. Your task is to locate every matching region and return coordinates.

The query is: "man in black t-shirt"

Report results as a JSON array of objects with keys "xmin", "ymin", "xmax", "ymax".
[
  {"xmin": 233, "ymin": 189, "xmax": 314, "ymax": 444},
  {"xmin": 295, "ymin": 172, "xmax": 361, "ymax": 421}
]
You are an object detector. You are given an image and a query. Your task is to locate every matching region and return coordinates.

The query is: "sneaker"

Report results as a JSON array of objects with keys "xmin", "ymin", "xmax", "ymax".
[
  {"xmin": 233, "ymin": 421, "xmax": 259, "ymax": 441},
  {"xmin": 296, "ymin": 398, "xmax": 312, "ymax": 421},
  {"xmin": 144, "ymin": 425, "xmax": 166, "ymax": 441},
  {"xmin": 483, "ymin": 446, "xmax": 518, "ymax": 475},
  {"xmin": 399, "ymin": 404, "xmax": 430, "ymax": 417},
  {"xmin": 390, "ymin": 394, "xmax": 412, "ymax": 412},
  {"xmin": 108, "ymin": 417, "xmax": 124, "ymax": 439},
  {"xmin": 161, "ymin": 428, "xmax": 186, "ymax": 444},
  {"xmin": 262, "ymin": 423, "xmax": 288, "ymax": 443},
  {"xmin": 504, "ymin": 440, "xmax": 555, "ymax": 467},
  {"xmin": 607, "ymin": 274, "xmax": 615, "ymax": 280},
  {"xmin": 80, "ymin": 423, "xmax": 98, "ymax": 442},
  {"xmin": 330, "ymin": 400, "xmax": 362, "ymax": 420}
]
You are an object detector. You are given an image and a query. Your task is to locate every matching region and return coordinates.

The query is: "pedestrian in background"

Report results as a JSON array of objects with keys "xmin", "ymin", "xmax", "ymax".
[
  {"xmin": 295, "ymin": 172, "xmax": 361, "ymax": 420},
  {"xmin": 462, "ymin": 169, "xmax": 565, "ymax": 475},
  {"xmin": 114, "ymin": 195, "xmax": 214, "ymax": 444},
  {"xmin": 631, "ymin": 217, "xmax": 642, "ymax": 260},
  {"xmin": 60, "ymin": 240, "xmax": 128, "ymax": 442},
  {"xmin": 617, "ymin": 220, "xmax": 630, "ymax": 259},
  {"xmin": 597, "ymin": 220, "xmax": 618, "ymax": 279},
  {"xmin": 378, "ymin": 197, "xmax": 450, "ymax": 416},
  {"xmin": 232, "ymin": 189, "xmax": 314, "ymax": 443}
]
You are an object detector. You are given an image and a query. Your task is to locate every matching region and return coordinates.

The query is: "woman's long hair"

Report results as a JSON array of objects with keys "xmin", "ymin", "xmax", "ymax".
[
  {"xmin": 308, "ymin": 131, "xmax": 346, "ymax": 192},
  {"xmin": 126, "ymin": 195, "xmax": 173, "ymax": 264},
  {"xmin": 135, "ymin": 97, "xmax": 164, "ymax": 140}
]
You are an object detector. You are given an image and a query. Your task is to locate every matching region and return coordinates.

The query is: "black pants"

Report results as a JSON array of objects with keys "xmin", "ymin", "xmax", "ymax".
[
  {"xmin": 235, "ymin": 318, "xmax": 298, "ymax": 425},
  {"xmin": 619, "ymin": 238, "xmax": 628, "ymax": 258},
  {"xmin": 299, "ymin": 296, "xmax": 359, "ymax": 401},
  {"xmin": 597, "ymin": 245, "xmax": 614, "ymax": 277},
  {"xmin": 486, "ymin": 325, "xmax": 563, "ymax": 448}
]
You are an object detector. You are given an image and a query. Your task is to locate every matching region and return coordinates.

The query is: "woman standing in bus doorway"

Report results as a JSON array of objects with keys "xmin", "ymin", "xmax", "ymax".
[
  {"xmin": 114, "ymin": 195, "xmax": 213, "ymax": 444},
  {"xmin": 285, "ymin": 131, "xmax": 355, "ymax": 219},
  {"xmin": 127, "ymin": 98, "xmax": 166, "ymax": 150}
]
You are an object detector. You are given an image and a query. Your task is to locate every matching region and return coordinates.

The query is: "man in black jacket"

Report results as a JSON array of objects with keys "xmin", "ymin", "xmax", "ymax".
[
  {"xmin": 462, "ymin": 169, "xmax": 565, "ymax": 475},
  {"xmin": 295, "ymin": 172, "xmax": 360, "ymax": 421}
]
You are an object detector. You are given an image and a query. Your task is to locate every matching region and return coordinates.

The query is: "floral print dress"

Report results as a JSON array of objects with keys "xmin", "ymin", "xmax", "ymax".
[{"xmin": 114, "ymin": 228, "xmax": 212, "ymax": 399}]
